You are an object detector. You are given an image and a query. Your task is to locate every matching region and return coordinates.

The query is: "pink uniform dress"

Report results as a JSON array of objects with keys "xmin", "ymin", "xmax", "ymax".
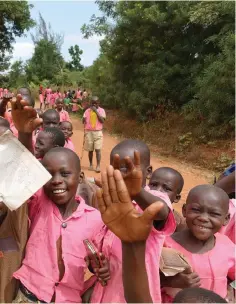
[
  {"xmin": 90, "ymin": 190, "xmax": 176, "ymax": 303},
  {"xmin": 14, "ymin": 189, "xmax": 104, "ymax": 303},
  {"xmin": 64, "ymin": 139, "xmax": 75, "ymax": 151},
  {"xmin": 162, "ymin": 233, "xmax": 235, "ymax": 302},
  {"xmin": 219, "ymin": 199, "xmax": 235, "ymax": 243},
  {"xmin": 46, "ymin": 88, "xmax": 52, "ymax": 105},
  {"xmin": 0, "ymin": 88, "xmax": 3, "ymax": 98},
  {"xmin": 57, "ymin": 109, "xmax": 71, "ymax": 122}
]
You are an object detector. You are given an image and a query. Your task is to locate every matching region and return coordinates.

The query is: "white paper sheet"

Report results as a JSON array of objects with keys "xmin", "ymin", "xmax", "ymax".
[{"xmin": 0, "ymin": 130, "xmax": 52, "ymax": 210}]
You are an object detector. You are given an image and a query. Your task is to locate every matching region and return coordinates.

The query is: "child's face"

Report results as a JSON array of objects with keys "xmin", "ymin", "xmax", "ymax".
[
  {"xmin": 56, "ymin": 100, "xmax": 64, "ymax": 110},
  {"xmin": 42, "ymin": 151, "xmax": 80, "ymax": 206},
  {"xmin": 60, "ymin": 122, "xmax": 73, "ymax": 140},
  {"xmin": 43, "ymin": 114, "xmax": 60, "ymax": 129},
  {"xmin": 149, "ymin": 170, "xmax": 181, "ymax": 203},
  {"xmin": 183, "ymin": 190, "xmax": 229, "ymax": 241},
  {"xmin": 35, "ymin": 132, "xmax": 55, "ymax": 159}
]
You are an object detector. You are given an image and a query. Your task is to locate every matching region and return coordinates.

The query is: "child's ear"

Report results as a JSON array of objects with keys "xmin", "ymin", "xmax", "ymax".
[
  {"xmin": 71, "ymin": 131, "xmax": 73, "ymax": 136},
  {"xmin": 79, "ymin": 171, "xmax": 85, "ymax": 184},
  {"xmin": 223, "ymin": 213, "xmax": 230, "ymax": 226},
  {"xmin": 173, "ymin": 194, "xmax": 181, "ymax": 204},
  {"xmin": 146, "ymin": 166, "xmax": 153, "ymax": 180},
  {"xmin": 182, "ymin": 204, "xmax": 187, "ymax": 218}
]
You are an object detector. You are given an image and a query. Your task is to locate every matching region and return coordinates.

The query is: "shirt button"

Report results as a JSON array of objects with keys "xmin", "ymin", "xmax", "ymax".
[
  {"xmin": 55, "ymin": 283, "xmax": 59, "ymax": 287},
  {"xmin": 61, "ymin": 222, "xmax": 67, "ymax": 228}
]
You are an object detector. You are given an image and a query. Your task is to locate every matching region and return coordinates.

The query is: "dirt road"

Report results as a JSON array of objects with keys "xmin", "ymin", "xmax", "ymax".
[{"xmin": 71, "ymin": 116, "xmax": 213, "ymax": 213}]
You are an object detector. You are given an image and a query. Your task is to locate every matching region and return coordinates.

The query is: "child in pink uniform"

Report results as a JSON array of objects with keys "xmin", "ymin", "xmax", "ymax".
[
  {"xmin": 45, "ymin": 86, "xmax": 52, "ymax": 107},
  {"xmin": 89, "ymin": 140, "xmax": 176, "ymax": 303},
  {"xmin": 59, "ymin": 121, "xmax": 75, "ymax": 152},
  {"xmin": 55, "ymin": 98, "xmax": 71, "ymax": 122},
  {"xmin": 147, "ymin": 167, "xmax": 186, "ymax": 232},
  {"xmin": 161, "ymin": 185, "xmax": 235, "ymax": 302},
  {"xmin": 0, "ymin": 88, "xmax": 3, "ymax": 98},
  {"xmin": 10, "ymin": 100, "xmax": 110, "ymax": 303}
]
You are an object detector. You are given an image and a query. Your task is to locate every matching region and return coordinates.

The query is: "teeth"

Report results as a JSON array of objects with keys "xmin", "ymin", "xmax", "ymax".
[
  {"xmin": 196, "ymin": 225, "xmax": 208, "ymax": 230},
  {"xmin": 53, "ymin": 189, "xmax": 66, "ymax": 194}
]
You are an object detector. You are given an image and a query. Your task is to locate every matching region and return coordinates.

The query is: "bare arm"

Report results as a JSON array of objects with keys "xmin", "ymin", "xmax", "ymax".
[
  {"xmin": 122, "ymin": 241, "xmax": 152, "ymax": 303},
  {"xmin": 18, "ymin": 132, "xmax": 34, "ymax": 154},
  {"xmin": 133, "ymin": 188, "xmax": 170, "ymax": 225},
  {"xmin": 93, "ymin": 108, "xmax": 105, "ymax": 123}
]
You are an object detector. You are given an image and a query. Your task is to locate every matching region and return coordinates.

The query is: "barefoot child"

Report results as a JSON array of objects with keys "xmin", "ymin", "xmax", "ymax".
[
  {"xmin": 55, "ymin": 98, "xmax": 71, "ymax": 122},
  {"xmin": 161, "ymin": 185, "xmax": 235, "ymax": 301},
  {"xmin": 89, "ymin": 139, "xmax": 176, "ymax": 303},
  {"xmin": 148, "ymin": 167, "xmax": 186, "ymax": 232},
  {"xmin": 59, "ymin": 121, "xmax": 75, "ymax": 151},
  {"xmin": 10, "ymin": 98, "xmax": 110, "ymax": 302}
]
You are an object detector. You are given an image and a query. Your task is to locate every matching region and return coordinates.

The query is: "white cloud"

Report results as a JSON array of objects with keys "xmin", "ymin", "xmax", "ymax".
[
  {"xmin": 11, "ymin": 42, "xmax": 35, "ymax": 62},
  {"xmin": 64, "ymin": 33, "xmax": 104, "ymax": 44}
]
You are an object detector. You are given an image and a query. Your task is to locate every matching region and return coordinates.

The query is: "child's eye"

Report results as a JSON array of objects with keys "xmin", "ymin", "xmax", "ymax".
[
  {"xmin": 192, "ymin": 208, "xmax": 200, "ymax": 212},
  {"xmin": 163, "ymin": 185, "xmax": 171, "ymax": 192},
  {"xmin": 61, "ymin": 172, "xmax": 71, "ymax": 177},
  {"xmin": 210, "ymin": 212, "xmax": 221, "ymax": 217}
]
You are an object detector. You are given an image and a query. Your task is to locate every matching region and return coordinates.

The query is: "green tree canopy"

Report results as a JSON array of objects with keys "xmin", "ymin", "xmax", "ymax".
[
  {"xmin": 66, "ymin": 45, "xmax": 84, "ymax": 71},
  {"xmin": 0, "ymin": 1, "xmax": 35, "ymax": 71}
]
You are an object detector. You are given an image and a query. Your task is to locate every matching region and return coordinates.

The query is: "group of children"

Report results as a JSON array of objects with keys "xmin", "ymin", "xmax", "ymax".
[
  {"xmin": 0, "ymin": 88, "xmax": 235, "ymax": 303},
  {"xmin": 39, "ymin": 86, "xmax": 89, "ymax": 112}
]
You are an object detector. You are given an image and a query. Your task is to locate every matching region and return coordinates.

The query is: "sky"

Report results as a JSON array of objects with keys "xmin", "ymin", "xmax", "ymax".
[{"xmin": 12, "ymin": 1, "xmax": 103, "ymax": 67}]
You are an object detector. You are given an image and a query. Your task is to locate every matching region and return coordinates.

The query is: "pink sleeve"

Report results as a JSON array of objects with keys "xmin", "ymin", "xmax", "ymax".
[
  {"xmin": 28, "ymin": 189, "xmax": 43, "ymax": 222},
  {"xmin": 147, "ymin": 189, "xmax": 176, "ymax": 235},
  {"xmin": 99, "ymin": 108, "xmax": 106, "ymax": 118},
  {"xmin": 227, "ymin": 240, "xmax": 236, "ymax": 280},
  {"xmin": 66, "ymin": 111, "xmax": 71, "ymax": 122}
]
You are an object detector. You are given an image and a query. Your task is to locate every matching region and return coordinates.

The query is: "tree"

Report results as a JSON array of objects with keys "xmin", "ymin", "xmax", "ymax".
[
  {"xmin": 0, "ymin": 1, "xmax": 35, "ymax": 71},
  {"xmin": 81, "ymin": 1, "xmax": 235, "ymax": 131},
  {"xmin": 66, "ymin": 45, "xmax": 84, "ymax": 71},
  {"xmin": 26, "ymin": 39, "xmax": 64, "ymax": 83},
  {"xmin": 31, "ymin": 13, "xmax": 64, "ymax": 51},
  {"xmin": 8, "ymin": 60, "xmax": 27, "ymax": 88}
]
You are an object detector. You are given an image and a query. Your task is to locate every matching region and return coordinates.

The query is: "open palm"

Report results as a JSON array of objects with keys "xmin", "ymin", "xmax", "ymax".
[
  {"xmin": 97, "ymin": 166, "xmax": 164, "ymax": 242},
  {"xmin": 11, "ymin": 95, "xmax": 42, "ymax": 133}
]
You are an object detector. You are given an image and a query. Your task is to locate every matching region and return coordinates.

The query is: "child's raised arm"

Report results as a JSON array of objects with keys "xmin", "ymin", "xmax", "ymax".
[
  {"xmin": 96, "ymin": 166, "xmax": 164, "ymax": 303},
  {"xmin": 113, "ymin": 151, "xmax": 170, "ymax": 224},
  {"xmin": 11, "ymin": 95, "xmax": 42, "ymax": 154}
]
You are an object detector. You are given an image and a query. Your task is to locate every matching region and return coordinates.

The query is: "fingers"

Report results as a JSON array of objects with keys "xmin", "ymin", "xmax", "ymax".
[
  {"xmin": 113, "ymin": 169, "xmax": 132, "ymax": 203},
  {"xmin": 101, "ymin": 170, "xmax": 112, "ymax": 207},
  {"xmin": 141, "ymin": 202, "xmax": 164, "ymax": 223},
  {"xmin": 124, "ymin": 156, "xmax": 135, "ymax": 174},
  {"xmin": 94, "ymin": 177, "xmax": 102, "ymax": 188},
  {"xmin": 134, "ymin": 150, "xmax": 141, "ymax": 167},
  {"xmin": 84, "ymin": 256, "xmax": 90, "ymax": 267},
  {"xmin": 32, "ymin": 118, "xmax": 43, "ymax": 130},
  {"xmin": 107, "ymin": 165, "xmax": 119, "ymax": 203},
  {"xmin": 96, "ymin": 188, "xmax": 106, "ymax": 214},
  {"xmin": 112, "ymin": 154, "xmax": 120, "ymax": 170},
  {"xmin": 183, "ymin": 266, "xmax": 192, "ymax": 274}
]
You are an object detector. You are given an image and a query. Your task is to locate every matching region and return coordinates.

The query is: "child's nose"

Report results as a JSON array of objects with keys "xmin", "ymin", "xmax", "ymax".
[
  {"xmin": 198, "ymin": 213, "xmax": 209, "ymax": 222},
  {"xmin": 51, "ymin": 175, "xmax": 63, "ymax": 184}
]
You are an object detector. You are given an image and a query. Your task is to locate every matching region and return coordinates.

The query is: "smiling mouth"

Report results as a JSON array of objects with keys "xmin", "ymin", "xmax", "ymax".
[
  {"xmin": 194, "ymin": 224, "xmax": 211, "ymax": 231},
  {"xmin": 52, "ymin": 189, "xmax": 67, "ymax": 194}
]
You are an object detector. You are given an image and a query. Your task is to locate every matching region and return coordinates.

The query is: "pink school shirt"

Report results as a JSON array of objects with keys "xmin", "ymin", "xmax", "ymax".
[
  {"xmin": 162, "ymin": 233, "xmax": 235, "ymax": 301},
  {"xmin": 219, "ymin": 199, "xmax": 235, "ymax": 243},
  {"xmin": 91, "ymin": 190, "xmax": 176, "ymax": 303},
  {"xmin": 14, "ymin": 189, "xmax": 104, "ymax": 303},
  {"xmin": 83, "ymin": 107, "xmax": 106, "ymax": 131},
  {"xmin": 76, "ymin": 90, "xmax": 82, "ymax": 99},
  {"xmin": 64, "ymin": 138, "xmax": 75, "ymax": 151},
  {"xmin": 0, "ymin": 88, "xmax": 3, "ymax": 98},
  {"xmin": 46, "ymin": 88, "xmax": 52, "ymax": 102},
  {"xmin": 57, "ymin": 109, "xmax": 71, "ymax": 122}
]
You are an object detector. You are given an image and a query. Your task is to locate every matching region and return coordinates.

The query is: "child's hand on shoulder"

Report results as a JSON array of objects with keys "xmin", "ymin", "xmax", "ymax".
[{"xmin": 11, "ymin": 94, "xmax": 42, "ymax": 133}]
